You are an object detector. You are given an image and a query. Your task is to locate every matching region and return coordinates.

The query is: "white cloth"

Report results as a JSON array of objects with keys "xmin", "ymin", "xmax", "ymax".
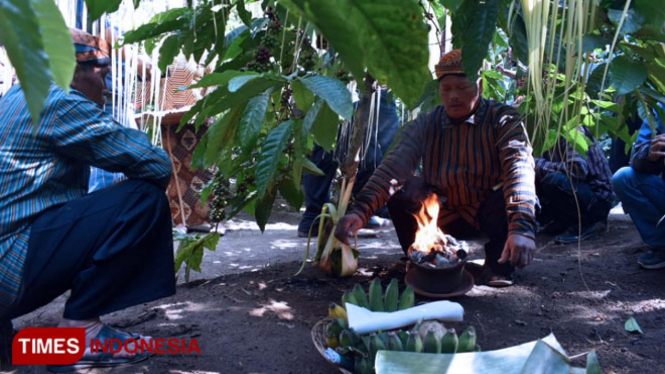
[{"xmin": 346, "ymin": 300, "xmax": 464, "ymax": 335}]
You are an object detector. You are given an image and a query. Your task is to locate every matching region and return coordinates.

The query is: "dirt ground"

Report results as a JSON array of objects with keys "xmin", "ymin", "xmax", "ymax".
[{"xmin": 3, "ymin": 207, "xmax": 665, "ymax": 374}]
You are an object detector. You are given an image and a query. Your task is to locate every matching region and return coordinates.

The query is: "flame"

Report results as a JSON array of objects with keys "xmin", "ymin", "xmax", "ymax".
[{"xmin": 410, "ymin": 193, "xmax": 448, "ymax": 255}]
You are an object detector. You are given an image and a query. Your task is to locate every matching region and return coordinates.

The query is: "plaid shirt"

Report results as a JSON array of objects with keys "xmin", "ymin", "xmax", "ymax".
[
  {"xmin": 351, "ymin": 99, "xmax": 538, "ymax": 239},
  {"xmin": 535, "ymin": 127, "xmax": 615, "ymax": 204},
  {"xmin": 0, "ymin": 83, "xmax": 172, "ymax": 306}
]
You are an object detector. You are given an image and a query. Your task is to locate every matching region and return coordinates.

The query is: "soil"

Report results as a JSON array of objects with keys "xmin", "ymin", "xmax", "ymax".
[{"xmin": 4, "ymin": 207, "xmax": 665, "ymax": 374}]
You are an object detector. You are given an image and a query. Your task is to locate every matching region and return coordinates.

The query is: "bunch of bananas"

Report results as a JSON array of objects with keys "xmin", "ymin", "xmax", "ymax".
[{"xmin": 324, "ymin": 279, "xmax": 481, "ymax": 374}]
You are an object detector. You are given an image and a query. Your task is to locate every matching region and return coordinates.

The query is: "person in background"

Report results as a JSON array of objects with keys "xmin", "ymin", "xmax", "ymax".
[
  {"xmin": 334, "ymin": 49, "xmax": 538, "ymax": 287},
  {"xmin": 0, "ymin": 29, "xmax": 174, "ymax": 371},
  {"xmin": 535, "ymin": 127, "xmax": 615, "ymax": 244},
  {"xmin": 297, "ymin": 88, "xmax": 399, "ymax": 237},
  {"xmin": 612, "ymin": 103, "xmax": 665, "ymax": 269}
]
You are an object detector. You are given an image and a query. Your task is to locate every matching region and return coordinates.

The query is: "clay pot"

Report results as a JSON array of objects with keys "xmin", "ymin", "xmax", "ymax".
[{"xmin": 409, "ymin": 250, "xmax": 467, "ymax": 294}]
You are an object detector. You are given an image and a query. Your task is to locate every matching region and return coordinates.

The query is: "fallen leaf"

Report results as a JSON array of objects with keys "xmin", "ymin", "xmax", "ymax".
[{"xmin": 624, "ymin": 316, "xmax": 643, "ymax": 334}]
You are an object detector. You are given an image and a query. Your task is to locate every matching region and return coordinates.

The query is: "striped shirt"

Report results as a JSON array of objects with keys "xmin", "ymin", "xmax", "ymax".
[
  {"xmin": 351, "ymin": 99, "xmax": 537, "ymax": 238},
  {"xmin": 535, "ymin": 127, "xmax": 615, "ymax": 203},
  {"xmin": 0, "ymin": 83, "xmax": 172, "ymax": 306}
]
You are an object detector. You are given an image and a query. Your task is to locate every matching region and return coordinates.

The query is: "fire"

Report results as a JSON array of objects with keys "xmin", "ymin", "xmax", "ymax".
[{"xmin": 410, "ymin": 193, "xmax": 448, "ymax": 256}]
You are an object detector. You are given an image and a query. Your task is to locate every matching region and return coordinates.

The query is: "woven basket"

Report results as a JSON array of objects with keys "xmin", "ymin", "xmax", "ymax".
[{"xmin": 311, "ymin": 318, "xmax": 354, "ymax": 374}]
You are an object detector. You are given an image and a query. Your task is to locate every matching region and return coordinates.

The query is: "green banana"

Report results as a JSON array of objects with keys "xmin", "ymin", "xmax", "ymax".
[
  {"xmin": 369, "ymin": 333, "xmax": 387, "ymax": 358},
  {"xmin": 361, "ymin": 335, "xmax": 372, "ymax": 354},
  {"xmin": 423, "ymin": 330, "xmax": 441, "ymax": 353},
  {"xmin": 325, "ymin": 318, "xmax": 346, "ymax": 337},
  {"xmin": 354, "ymin": 355, "xmax": 374, "ymax": 374},
  {"xmin": 406, "ymin": 331, "xmax": 423, "ymax": 353},
  {"xmin": 338, "ymin": 329, "xmax": 356, "ymax": 348},
  {"xmin": 383, "ymin": 278, "xmax": 399, "ymax": 312},
  {"xmin": 440, "ymin": 329, "xmax": 459, "ymax": 354},
  {"xmin": 399, "ymin": 285, "xmax": 415, "ymax": 310},
  {"xmin": 341, "ymin": 291, "xmax": 353, "ymax": 307},
  {"xmin": 386, "ymin": 331, "xmax": 404, "ymax": 351},
  {"xmin": 352, "ymin": 283, "xmax": 370, "ymax": 309},
  {"xmin": 368, "ymin": 278, "xmax": 384, "ymax": 312},
  {"xmin": 457, "ymin": 326, "xmax": 477, "ymax": 353},
  {"xmin": 397, "ymin": 330, "xmax": 409, "ymax": 348}
]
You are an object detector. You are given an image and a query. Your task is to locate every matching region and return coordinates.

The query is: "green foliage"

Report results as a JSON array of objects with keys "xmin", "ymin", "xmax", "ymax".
[
  {"xmin": 280, "ymin": 0, "xmax": 431, "ymax": 108},
  {"xmin": 0, "ymin": 0, "xmax": 69, "ymax": 126},
  {"xmin": 610, "ymin": 56, "xmax": 647, "ymax": 96},
  {"xmin": 173, "ymin": 230, "xmax": 220, "ymax": 283},
  {"xmin": 452, "ymin": 0, "xmax": 499, "ymax": 80},
  {"xmin": 84, "ymin": 0, "xmax": 123, "ymax": 22},
  {"xmin": 32, "ymin": 0, "xmax": 75, "ymax": 92},
  {"xmin": 255, "ymin": 119, "xmax": 295, "ymax": 197}
]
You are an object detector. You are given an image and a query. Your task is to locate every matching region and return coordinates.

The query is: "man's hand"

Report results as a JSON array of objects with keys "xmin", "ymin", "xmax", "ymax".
[
  {"xmin": 334, "ymin": 213, "xmax": 365, "ymax": 245},
  {"xmin": 647, "ymin": 134, "xmax": 665, "ymax": 162},
  {"xmin": 498, "ymin": 233, "xmax": 536, "ymax": 269}
]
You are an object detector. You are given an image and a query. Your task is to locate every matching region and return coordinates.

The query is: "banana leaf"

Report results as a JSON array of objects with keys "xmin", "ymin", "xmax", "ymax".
[{"xmin": 375, "ymin": 333, "xmax": 590, "ymax": 374}]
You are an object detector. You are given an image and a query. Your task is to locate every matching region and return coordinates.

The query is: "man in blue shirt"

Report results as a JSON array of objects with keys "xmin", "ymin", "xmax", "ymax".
[
  {"xmin": 0, "ymin": 29, "xmax": 174, "ymax": 370},
  {"xmin": 612, "ymin": 103, "xmax": 665, "ymax": 269}
]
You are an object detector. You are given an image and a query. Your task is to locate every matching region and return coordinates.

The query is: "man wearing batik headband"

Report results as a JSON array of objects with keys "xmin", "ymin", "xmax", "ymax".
[
  {"xmin": 336, "ymin": 49, "xmax": 538, "ymax": 287},
  {"xmin": 0, "ymin": 29, "xmax": 174, "ymax": 370}
]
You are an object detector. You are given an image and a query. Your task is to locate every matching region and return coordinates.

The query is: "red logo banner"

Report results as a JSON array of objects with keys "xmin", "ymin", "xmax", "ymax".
[{"xmin": 12, "ymin": 328, "xmax": 85, "ymax": 365}]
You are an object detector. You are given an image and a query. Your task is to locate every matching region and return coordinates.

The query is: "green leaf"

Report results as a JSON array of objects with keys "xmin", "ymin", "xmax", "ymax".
[
  {"xmin": 174, "ymin": 232, "xmax": 219, "ymax": 274},
  {"xmin": 238, "ymin": 89, "xmax": 271, "ymax": 151},
  {"xmin": 31, "ymin": 0, "xmax": 75, "ymax": 92},
  {"xmin": 205, "ymin": 104, "xmax": 246, "ymax": 166},
  {"xmin": 255, "ymin": 120, "xmax": 295, "ymax": 197},
  {"xmin": 581, "ymin": 34, "xmax": 611, "ymax": 54},
  {"xmin": 236, "ymin": 0, "xmax": 253, "ymax": 27},
  {"xmin": 84, "ymin": 0, "xmax": 122, "ymax": 21},
  {"xmin": 280, "ymin": 0, "xmax": 431, "ymax": 108},
  {"xmin": 0, "ymin": 0, "xmax": 51, "ymax": 126},
  {"xmin": 302, "ymin": 99, "xmax": 323, "ymax": 135},
  {"xmin": 292, "ymin": 79, "xmax": 315, "ymax": 111},
  {"xmin": 439, "ymin": 0, "xmax": 464, "ymax": 12},
  {"xmin": 121, "ymin": 9, "xmax": 189, "ymax": 45},
  {"xmin": 299, "ymin": 76, "xmax": 352, "ymax": 120},
  {"xmin": 610, "ymin": 56, "xmax": 647, "ymax": 95},
  {"xmin": 624, "ymin": 316, "xmax": 643, "ymax": 334},
  {"xmin": 586, "ymin": 350, "xmax": 602, "ymax": 374},
  {"xmin": 311, "ymin": 102, "xmax": 341, "ymax": 152},
  {"xmin": 460, "ymin": 0, "xmax": 499, "ymax": 80},
  {"xmin": 302, "ymin": 157, "xmax": 325, "ymax": 176},
  {"xmin": 188, "ymin": 70, "xmax": 248, "ymax": 89},
  {"xmin": 509, "ymin": 14, "xmax": 529, "ymax": 66},
  {"xmin": 608, "ymin": 8, "xmax": 644, "ymax": 35},
  {"xmin": 158, "ymin": 34, "xmax": 181, "ymax": 72},
  {"xmin": 255, "ymin": 185, "xmax": 277, "ymax": 232},
  {"xmin": 278, "ymin": 178, "xmax": 304, "ymax": 211},
  {"xmin": 200, "ymin": 76, "xmax": 284, "ymax": 122},
  {"xmin": 228, "ymin": 73, "xmax": 264, "ymax": 92}
]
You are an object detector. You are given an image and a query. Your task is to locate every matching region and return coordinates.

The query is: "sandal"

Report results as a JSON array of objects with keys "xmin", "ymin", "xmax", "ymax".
[{"xmin": 47, "ymin": 325, "xmax": 150, "ymax": 373}]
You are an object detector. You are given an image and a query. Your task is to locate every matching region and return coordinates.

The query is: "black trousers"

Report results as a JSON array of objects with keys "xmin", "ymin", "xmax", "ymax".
[
  {"xmin": 387, "ymin": 178, "xmax": 514, "ymax": 276},
  {"xmin": 537, "ymin": 172, "xmax": 611, "ymax": 228},
  {"xmin": 0, "ymin": 180, "xmax": 175, "ymax": 323}
]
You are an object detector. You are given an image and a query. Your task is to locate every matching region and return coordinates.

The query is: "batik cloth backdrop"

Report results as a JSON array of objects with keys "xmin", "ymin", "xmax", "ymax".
[{"xmin": 138, "ymin": 55, "xmax": 214, "ymax": 228}]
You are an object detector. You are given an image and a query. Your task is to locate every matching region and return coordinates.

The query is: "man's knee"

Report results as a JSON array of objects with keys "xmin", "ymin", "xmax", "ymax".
[
  {"xmin": 612, "ymin": 166, "xmax": 635, "ymax": 196},
  {"xmin": 539, "ymin": 172, "xmax": 572, "ymax": 195}
]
